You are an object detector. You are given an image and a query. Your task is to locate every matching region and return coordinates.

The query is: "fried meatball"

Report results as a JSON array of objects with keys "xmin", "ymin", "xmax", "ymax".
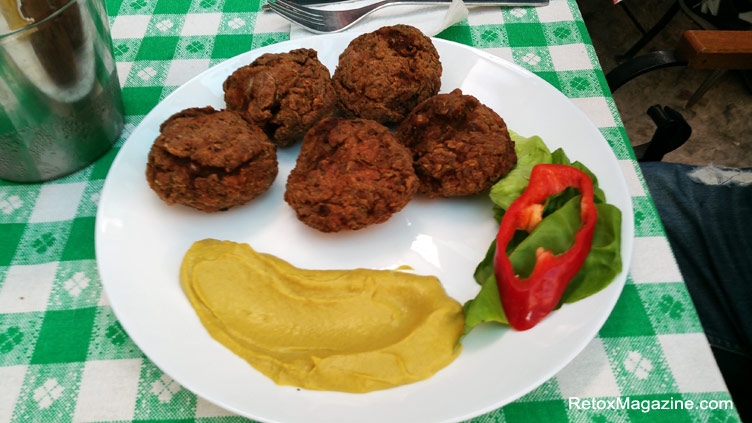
[
  {"xmin": 285, "ymin": 118, "xmax": 419, "ymax": 232},
  {"xmin": 332, "ymin": 25, "xmax": 442, "ymax": 124},
  {"xmin": 396, "ymin": 89, "xmax": 517, "ymax": 198},
  {"xmin": 223, "ymin": 48, "xmax": 337, "ymax": 147},
  {"xmin": 146, "ymin": 106, "xmax": 278, "ymax": 212}
]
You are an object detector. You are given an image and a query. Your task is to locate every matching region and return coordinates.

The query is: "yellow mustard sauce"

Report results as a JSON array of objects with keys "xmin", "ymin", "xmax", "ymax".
[{"xmin": 180, "ymin": 239, "xmax": 465, "ymax": 393}]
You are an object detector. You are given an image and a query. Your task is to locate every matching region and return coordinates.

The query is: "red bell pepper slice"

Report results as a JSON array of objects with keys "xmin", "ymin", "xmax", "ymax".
[{"xmin": 493, "ymin": 164, "xmax": 597, "ymax": 331}]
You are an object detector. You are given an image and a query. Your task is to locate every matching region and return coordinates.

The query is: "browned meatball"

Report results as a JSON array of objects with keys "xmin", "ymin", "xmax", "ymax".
[
  {"xmin": 146, "ymin": 106, "xmax": 278, "ymax": 212},
  {"xmin": 285, "ymin": 118, "xmax": 419, "ymax": 232},
  {"xmin": 396, "ymin": 89, "xmax": 517, "ymax": 198},
  {"xmin": 332, "ymin": 25, "xmax": 442, "ymax": 124},
  {"xmin": 223, "ymin": 48, "xmax": 337, "ymax": 147}
]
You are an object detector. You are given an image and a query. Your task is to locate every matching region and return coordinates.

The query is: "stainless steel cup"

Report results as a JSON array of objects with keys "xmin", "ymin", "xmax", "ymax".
[{"xmin": 0, "ymin": 0, "xmax": 124, "ymax": 182}]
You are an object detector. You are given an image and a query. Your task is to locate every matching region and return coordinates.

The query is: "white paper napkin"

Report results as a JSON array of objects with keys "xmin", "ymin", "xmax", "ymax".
[{"xmin": 289, "ymin": 0, "xmax": 469, "ymax": 39}]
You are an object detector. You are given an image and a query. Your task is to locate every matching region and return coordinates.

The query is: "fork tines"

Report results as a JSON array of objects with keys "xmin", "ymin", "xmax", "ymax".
[{"xmin": 267, "ymin": 0, "xmax": 329, "ymax": 33}]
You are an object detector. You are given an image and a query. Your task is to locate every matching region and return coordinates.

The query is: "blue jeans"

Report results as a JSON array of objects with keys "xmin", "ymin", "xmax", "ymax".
[{"xmin": 640, "ymin": 162, "xmax": 751, "ymax": 419}]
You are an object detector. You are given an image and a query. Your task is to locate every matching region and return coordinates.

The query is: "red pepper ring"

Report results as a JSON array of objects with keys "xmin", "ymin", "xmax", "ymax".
[{"xmin": 493, "ymin": 163, "xmax": 598, "ymax": 331}]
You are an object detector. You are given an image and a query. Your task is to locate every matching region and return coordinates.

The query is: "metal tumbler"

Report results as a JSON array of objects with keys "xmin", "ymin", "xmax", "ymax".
[{"xmin": 0, "ymin": 0, "xmax": 124, "ymax": 183}]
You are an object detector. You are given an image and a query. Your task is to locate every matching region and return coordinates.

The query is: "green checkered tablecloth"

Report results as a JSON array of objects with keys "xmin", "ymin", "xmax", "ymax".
[{"xmin": 0, "ymin": 0, "xmax": 741, "ymax": 421}]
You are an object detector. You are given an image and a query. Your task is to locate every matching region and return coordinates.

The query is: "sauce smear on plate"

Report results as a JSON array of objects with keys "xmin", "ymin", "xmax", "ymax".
[{"xmin": 180, "ymin": 239, "xmax": 464, "ymax": 393}]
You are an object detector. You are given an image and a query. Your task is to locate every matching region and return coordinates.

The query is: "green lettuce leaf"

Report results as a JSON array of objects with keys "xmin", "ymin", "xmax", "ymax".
[
  {"xmin": 462, "ymin": 134, "xmax": 622, "ymax": 337},
  {"xmin": 562, "ymin": 203, "xmax": 622, "ymax": 303},
  {"xmin": 462, "ymin": 273, "xmax": 507, "ymax": 339},
  {"xmin": 464, "ymin": 200, "xmax": 622, "ymax": 335},
  {"xmin": 546, "ymin": 147, "xmax": 607, "ymax": 209},
  {"xmin": 489, "ymin": 132, "xmax": 552, "ymax": 211}
]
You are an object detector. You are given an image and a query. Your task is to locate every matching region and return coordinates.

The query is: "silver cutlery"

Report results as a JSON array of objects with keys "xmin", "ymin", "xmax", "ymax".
[
  {"xmin": 265, "ymin": 0, "xmax": 549, "ymax": 33},
  {"xmin": 265, "ymin": 0, "xmax": 546, "ymax": 6}
]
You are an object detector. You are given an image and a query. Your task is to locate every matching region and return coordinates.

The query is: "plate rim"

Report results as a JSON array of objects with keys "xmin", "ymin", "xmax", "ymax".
[{"xmin": 96, "ymin": 33, "xmax": 634, "ymax": 423}]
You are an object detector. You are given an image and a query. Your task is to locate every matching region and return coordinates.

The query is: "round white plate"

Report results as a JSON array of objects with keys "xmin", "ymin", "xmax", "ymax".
[{"xmin": 96, "ymin": 34, "xmax": 634, "ymax": 423}]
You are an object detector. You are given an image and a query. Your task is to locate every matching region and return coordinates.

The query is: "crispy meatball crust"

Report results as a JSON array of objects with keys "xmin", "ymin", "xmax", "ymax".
[
  {"xmin": 332, "ymin": 25, "xmax": 442, "ymax": 124},
  {"xmin": 223, "ymin": 48, "xmax": 337, "ymax": 147},
  {"xmin": 396, "ymin": 89, "xmax": 517, "ymax": 198},
  {"xmin": 285, "ymin": 118, "xmax": 419, "ymax": 232},
  {"xmin": 146, "ymin": 106, "xmax": 278, "ymax": 212}
]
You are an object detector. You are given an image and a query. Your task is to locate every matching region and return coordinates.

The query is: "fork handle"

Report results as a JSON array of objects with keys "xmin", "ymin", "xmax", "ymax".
[
  {"xmin": 382, "ymin": 0, "xmax": 548, "ymax": 4},
  {"xmin": 263, "ymin": 0, "xmax": 547, "ymax": 9}
]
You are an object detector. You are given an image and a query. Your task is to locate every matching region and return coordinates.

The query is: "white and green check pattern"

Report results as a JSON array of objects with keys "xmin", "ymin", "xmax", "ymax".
[{"xmin": 0, "ymin": 0, "xmax": 740, "ymax": 421}]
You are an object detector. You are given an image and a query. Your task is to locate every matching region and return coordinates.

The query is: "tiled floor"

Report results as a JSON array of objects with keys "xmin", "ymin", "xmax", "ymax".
[{"xmin": 579, "ymin": 0, "xmax": 752, "ymax": 167}]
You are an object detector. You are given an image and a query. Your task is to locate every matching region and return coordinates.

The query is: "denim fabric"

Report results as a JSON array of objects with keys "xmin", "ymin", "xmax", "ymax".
[{"xmin": 640, "ymin": 161, "xmax": 752, "ymax": 420}]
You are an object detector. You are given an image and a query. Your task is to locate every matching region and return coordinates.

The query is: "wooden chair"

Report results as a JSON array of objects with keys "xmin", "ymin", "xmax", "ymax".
[
  {"xmin": 605, "ymin": 30, "xmax": 752, "ymax": 161},
  {"xmin": 608, "ymin": 30, "xmax": 752, "ymax": 95}
]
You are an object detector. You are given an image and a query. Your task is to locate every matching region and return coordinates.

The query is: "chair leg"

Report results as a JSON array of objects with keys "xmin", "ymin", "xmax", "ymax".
[
  {"xmin": 619, "ymin": 2, "xmax": 648, "ymax": 35},
  {"xmin": 634, "ymin": 105, "xmax": 692, "ymax": 162},
  {"xmin": 686, "ymin": 69, "xmax": 727, "ymax": 107},
  {"xmin": 617, "ymin": 0, "xmax": 682, "ymax": 60}
]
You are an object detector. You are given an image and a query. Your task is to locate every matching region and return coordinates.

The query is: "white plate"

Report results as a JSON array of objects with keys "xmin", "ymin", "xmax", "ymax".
[{"xmin": 96, "ymin": 34, "xmax": 634, "ymax": 423}]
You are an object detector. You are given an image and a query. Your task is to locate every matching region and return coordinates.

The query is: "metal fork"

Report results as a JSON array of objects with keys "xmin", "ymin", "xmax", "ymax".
[{"xmin": 266, "ymin": 0, "xmax": 548, "ymax": 33}]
